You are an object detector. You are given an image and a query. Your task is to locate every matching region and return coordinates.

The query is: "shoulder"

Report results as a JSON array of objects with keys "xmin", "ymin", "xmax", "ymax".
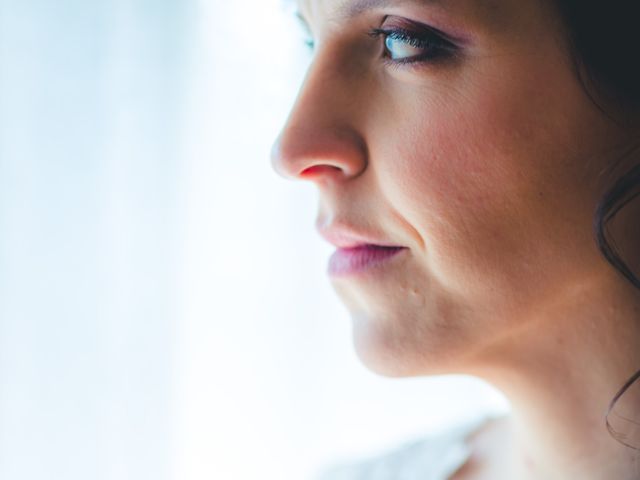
[{"xmin": 315, "ymin": 414, "xmax": 504, "ymax": 480}]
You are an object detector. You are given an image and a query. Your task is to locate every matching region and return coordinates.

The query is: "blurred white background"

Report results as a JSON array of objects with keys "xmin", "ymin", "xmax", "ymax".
[{"xmin": 0, "ymin": 0, "xmax": 509, "ymax": 479}]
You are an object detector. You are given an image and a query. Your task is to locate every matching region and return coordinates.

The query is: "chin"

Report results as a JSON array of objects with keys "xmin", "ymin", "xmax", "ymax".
[
  {"xmin": 348, "ymin": 309, "xmax": 462, "ymax": 378},
  {"xmin": 332, "ymin": 274, "xmax": 475, "ymax": 377}
]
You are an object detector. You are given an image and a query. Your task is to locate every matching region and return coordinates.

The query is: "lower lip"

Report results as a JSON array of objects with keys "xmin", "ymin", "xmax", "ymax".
[{"xmin": 328, "ymin": 245, "xmax": 407, "ymax": 277}]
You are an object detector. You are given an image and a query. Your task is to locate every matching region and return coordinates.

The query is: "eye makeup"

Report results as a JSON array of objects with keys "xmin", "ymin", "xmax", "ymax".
[
  {"xmin": 293, "ymin": 8, "xmax": 465, "ymax": 70},
  {"xmin": 368, "ymin": 16, "xmax": 460, "ymax": 65}
]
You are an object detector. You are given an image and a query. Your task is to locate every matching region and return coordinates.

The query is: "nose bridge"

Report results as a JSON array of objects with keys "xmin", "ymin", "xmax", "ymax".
[{"xmin": 271, "ymin": 48, "xmax": 368, "ymax": 182}]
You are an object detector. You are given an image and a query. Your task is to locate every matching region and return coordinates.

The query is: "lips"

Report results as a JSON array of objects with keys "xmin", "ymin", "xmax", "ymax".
[
  {"xmin": 328, "ymin": 245, "xmax": 406, "ymax": 276},
  {"xmin": 317, "ymin": 224, "xmax": 408, "ymax": 276}
]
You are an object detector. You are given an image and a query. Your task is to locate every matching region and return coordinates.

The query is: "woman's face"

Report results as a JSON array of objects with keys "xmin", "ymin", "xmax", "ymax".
[{"xmin": 272, "ymin": 0, "xmax": 631, "ymax": 376}]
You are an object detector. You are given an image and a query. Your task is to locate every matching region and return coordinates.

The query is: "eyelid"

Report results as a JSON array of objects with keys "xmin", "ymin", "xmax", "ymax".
[{"xmin": 378, "ymin": 16, "xmax": 458, "ymax": 45}]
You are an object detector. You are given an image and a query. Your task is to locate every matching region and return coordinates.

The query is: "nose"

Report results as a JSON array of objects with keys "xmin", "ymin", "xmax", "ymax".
[{"xmin": 270, "ymin": 53, "xmax": 368, "ymax": 185}]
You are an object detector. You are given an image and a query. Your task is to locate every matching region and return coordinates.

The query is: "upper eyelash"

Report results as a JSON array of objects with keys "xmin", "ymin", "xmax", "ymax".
[{"xmin": 369, "ymin": 28, "xmax": 434, "ymax": 48}]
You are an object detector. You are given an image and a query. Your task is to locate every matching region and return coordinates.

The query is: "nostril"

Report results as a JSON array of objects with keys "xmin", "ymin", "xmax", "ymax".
[{"xmin": 300, "ymin": 165, "xmax": 343, "ymax": 179}]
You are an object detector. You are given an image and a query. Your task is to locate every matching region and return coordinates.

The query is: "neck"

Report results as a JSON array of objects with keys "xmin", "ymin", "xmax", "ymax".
[{"xmin": 468, "ymin": 269, "xmax": 640, "ymax": 480}]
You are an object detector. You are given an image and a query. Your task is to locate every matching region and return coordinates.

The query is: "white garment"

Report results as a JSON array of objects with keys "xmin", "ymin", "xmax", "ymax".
[{"xmin": 315, "ymin": 414, "xmax": 500, "ymax": 480}]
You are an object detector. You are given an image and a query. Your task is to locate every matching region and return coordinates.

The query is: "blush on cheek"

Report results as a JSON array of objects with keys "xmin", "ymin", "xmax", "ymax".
[{"xmin": 397, "ymin": 119, "xmax": 512, "ymax": 214}]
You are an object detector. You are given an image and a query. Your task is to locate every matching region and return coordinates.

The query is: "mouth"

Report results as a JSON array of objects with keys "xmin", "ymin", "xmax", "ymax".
[{"xmin": 328, "ymin": 244, "xmax": 408, "ymax": 277}]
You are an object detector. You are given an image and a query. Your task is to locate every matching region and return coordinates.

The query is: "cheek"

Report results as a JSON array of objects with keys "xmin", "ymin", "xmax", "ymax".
[
  {"xmin": 377, "ymin": 76, "xmax": 537, "ymax": 218},
  {"xmin": 384, "ymin": 99, "xmax": 528, "ymax": 240},
  {"xmin": 402, "ymin": 125, "xmax": 504, "ymax": 210},
  {"xmin": 371, "ymin": 74, "xmax": 598, "ymax": 306}
]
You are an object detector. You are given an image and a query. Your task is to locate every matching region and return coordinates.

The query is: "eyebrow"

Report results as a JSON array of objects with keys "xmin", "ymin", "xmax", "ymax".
[{"xmin": 336, "ymin": 0, "xmax": 443, "ymax": 20}]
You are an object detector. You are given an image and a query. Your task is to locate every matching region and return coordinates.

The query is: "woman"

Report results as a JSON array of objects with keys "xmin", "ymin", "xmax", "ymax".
[{"xmin": 271, "ymin": 0, "xmax": 640, "ymax": 478}]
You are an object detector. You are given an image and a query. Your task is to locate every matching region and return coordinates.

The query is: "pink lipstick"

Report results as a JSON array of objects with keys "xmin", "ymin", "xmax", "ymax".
[{"xmin": 328, "ymin": 245, "xmax": 407, "ymax": 277}]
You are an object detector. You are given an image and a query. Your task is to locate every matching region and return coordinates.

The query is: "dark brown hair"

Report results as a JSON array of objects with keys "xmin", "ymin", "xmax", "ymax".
[{"xmin": 555, "ymin": 0, "xmax": 640, "ymax": 450}]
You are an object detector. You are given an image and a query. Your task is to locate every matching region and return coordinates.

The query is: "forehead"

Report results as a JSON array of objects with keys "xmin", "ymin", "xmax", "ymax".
[
  {"xmin": 297, "ymin": 0, "xmax": 502, "ymax": 14},
  {"xmin": 335, "ymin": 0, "xmax": 447, "ymax": 18}
]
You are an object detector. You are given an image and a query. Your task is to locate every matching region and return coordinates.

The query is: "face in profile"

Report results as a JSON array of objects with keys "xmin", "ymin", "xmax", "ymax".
[{"xmin": 271, "ymin": 0, "xmax": 632, "ymax": 377}]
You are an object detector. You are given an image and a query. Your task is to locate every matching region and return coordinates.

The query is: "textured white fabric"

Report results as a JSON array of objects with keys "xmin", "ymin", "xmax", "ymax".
[{"xmin": 315, "ymin": 414, "xmax": 496, "ymax": 480}]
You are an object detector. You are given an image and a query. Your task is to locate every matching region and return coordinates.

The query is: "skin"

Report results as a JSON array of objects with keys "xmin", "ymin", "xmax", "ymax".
[{"xmin": 271, "ymin": 0, "xmax": 640, "ymax": 478}]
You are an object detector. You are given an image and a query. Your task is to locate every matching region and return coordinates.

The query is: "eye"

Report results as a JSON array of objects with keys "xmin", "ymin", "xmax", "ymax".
[
  {"xmin": 368, "ymin": 21, "xmax": 457, "ymax": 65},
  {"xmin": 294, "ymin": 12, "xmax": 315, "ymax": 51}
]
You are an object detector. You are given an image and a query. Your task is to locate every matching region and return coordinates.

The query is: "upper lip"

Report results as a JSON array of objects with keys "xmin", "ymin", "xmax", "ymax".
[{"xmin": 317, "ymin": 222, "xmax": 406, "ymax": 249}]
